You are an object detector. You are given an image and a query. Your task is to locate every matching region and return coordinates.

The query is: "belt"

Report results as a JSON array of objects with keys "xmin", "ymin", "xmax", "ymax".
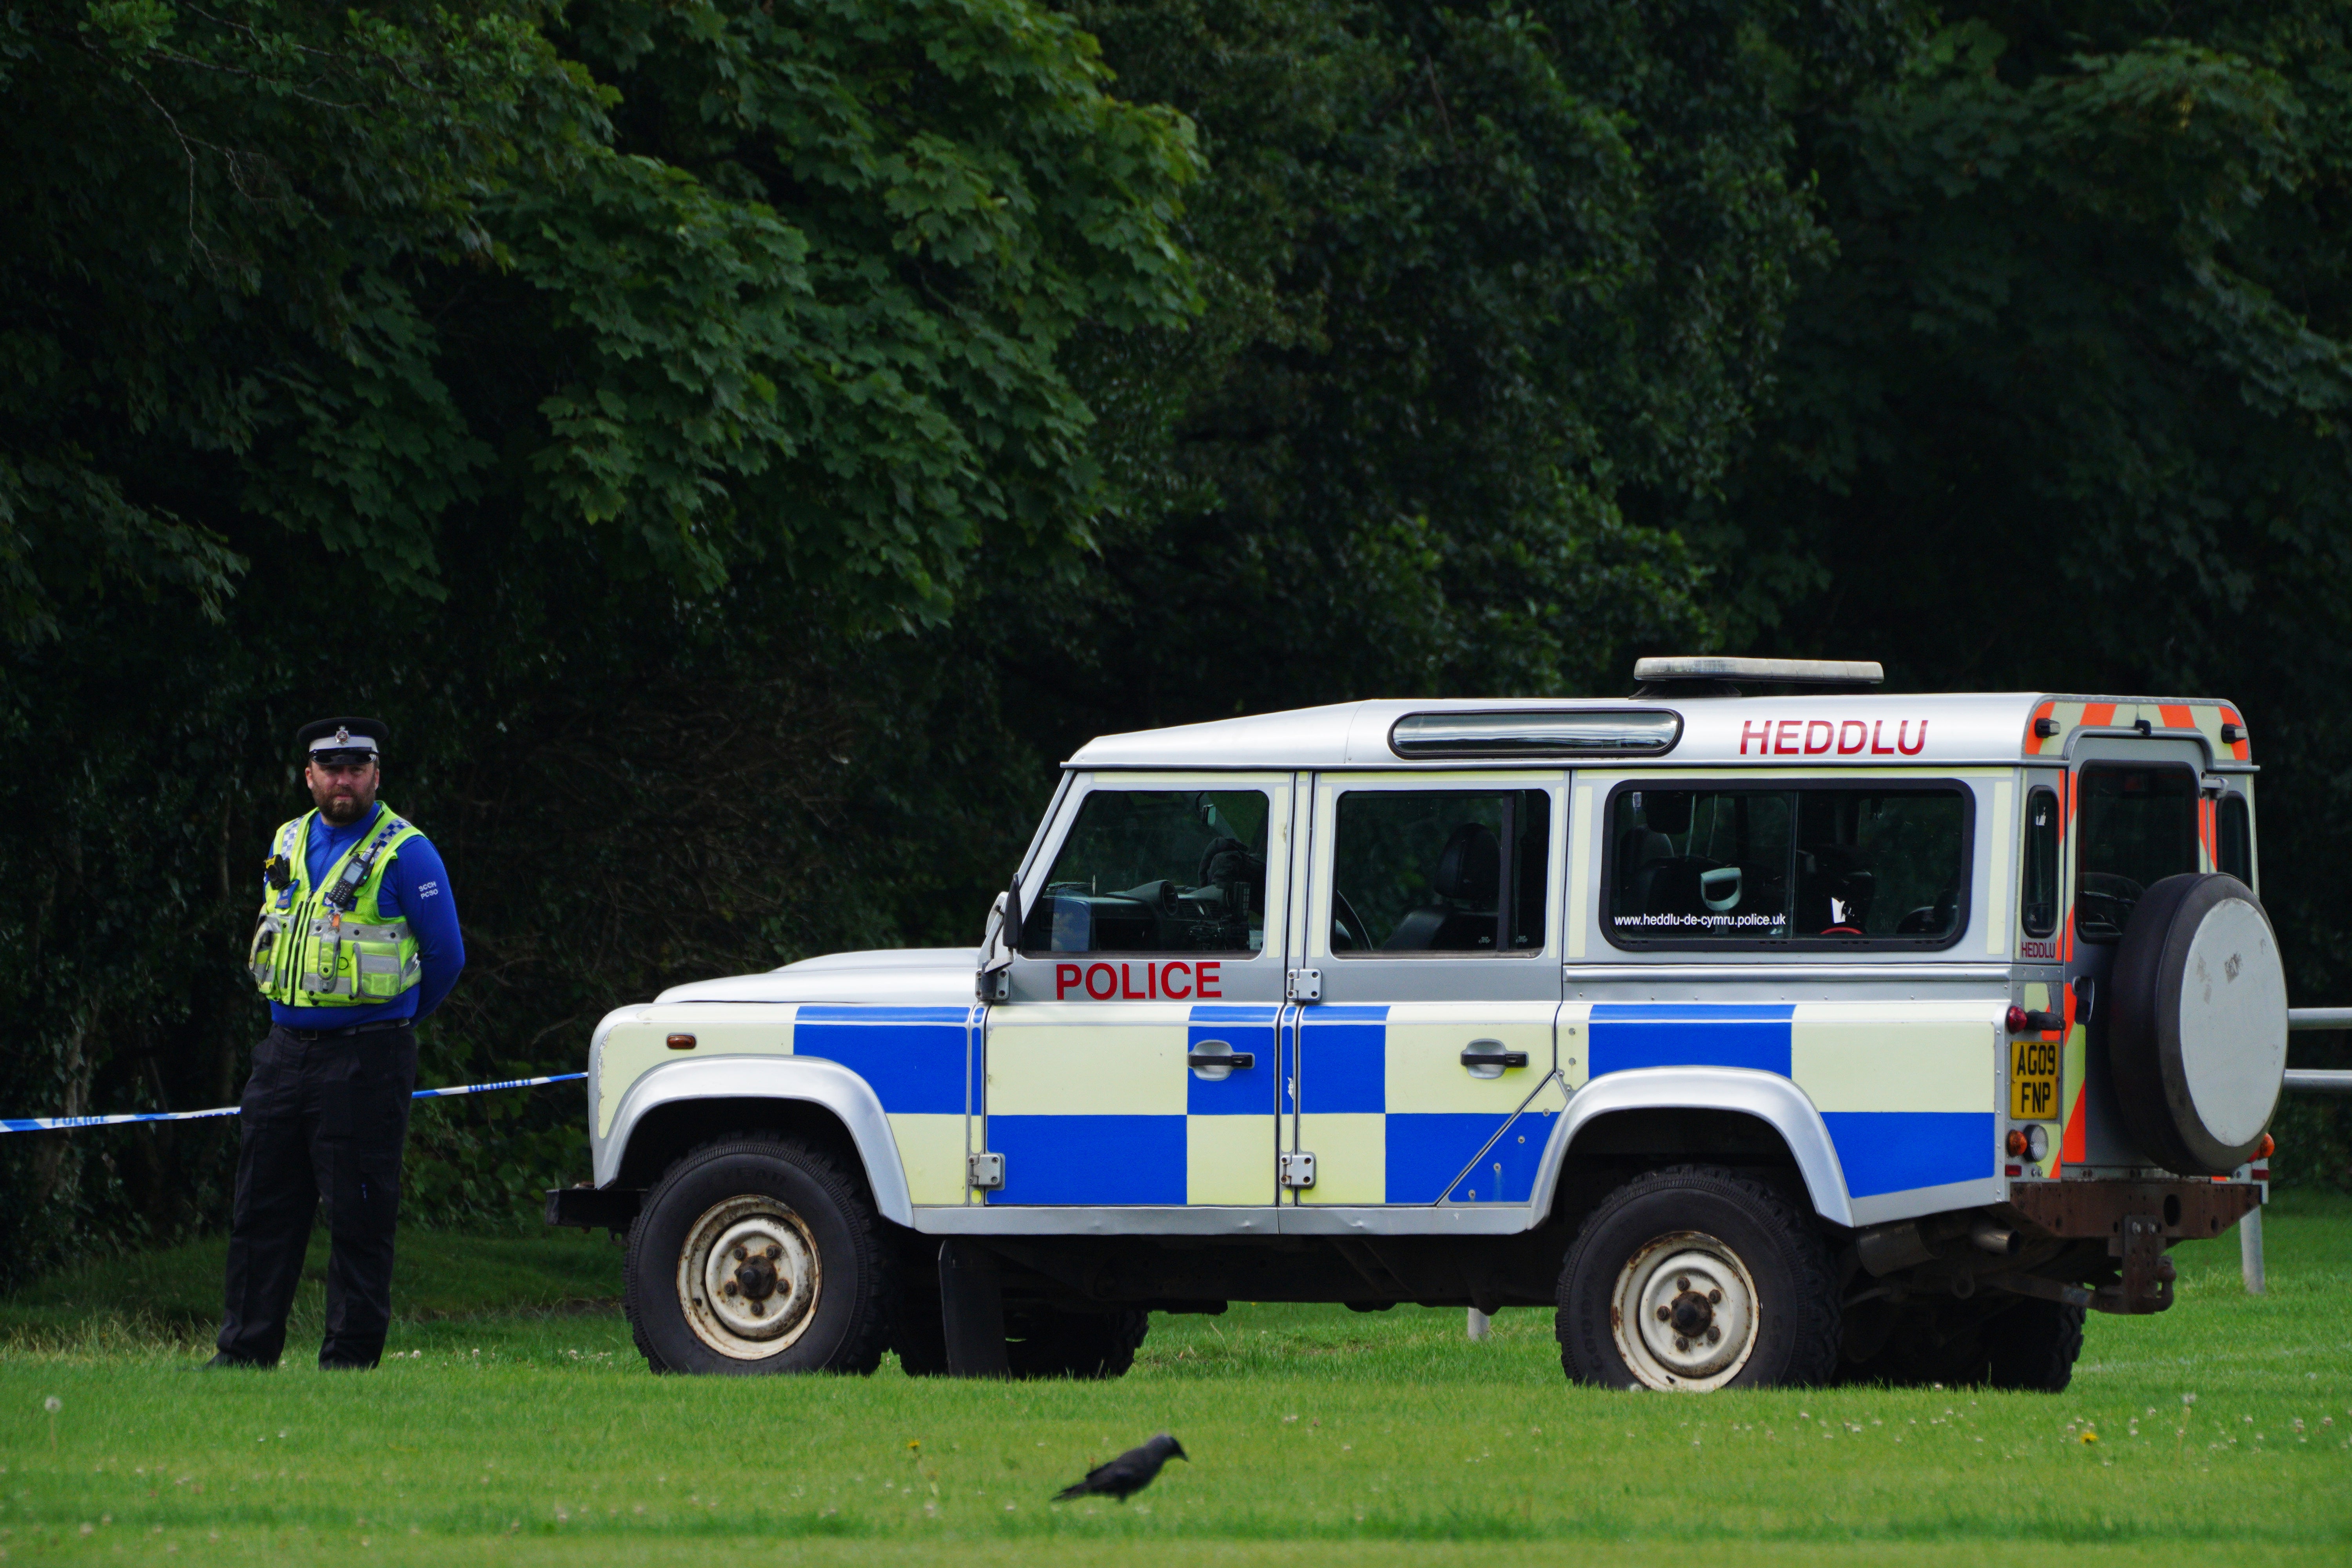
[{"xmin": 276, "ymin": 1018, "xmax": 414, "ymax": 1042}]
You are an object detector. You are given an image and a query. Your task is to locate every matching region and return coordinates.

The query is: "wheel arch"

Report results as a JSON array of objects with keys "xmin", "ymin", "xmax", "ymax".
[
  {"xmin": 599, "ymin": 1056, "xmax": 914, "ymax": 1225},
  {"xmin": 1531, "ymin": 1068, "xmax": 1855, "ymax": 1229}
]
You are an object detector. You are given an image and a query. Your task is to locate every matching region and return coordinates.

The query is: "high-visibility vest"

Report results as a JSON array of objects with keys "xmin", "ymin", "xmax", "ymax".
[{"xmin": 248, "ymin": 806, "xmax": 425, "ymax": 1008}]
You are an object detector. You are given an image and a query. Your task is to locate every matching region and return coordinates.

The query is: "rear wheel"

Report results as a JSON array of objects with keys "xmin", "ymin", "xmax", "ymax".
[
  {"xmin": 1557, "ymin": 1165, "xmax": 1838, "ymax": 1391},
  {"xmin": 1982, "ymin": 1297, "xmax": 2084, "ymax": 1392},
  {"xmin": 624, "ymin": 1137, "xmax": 891, "ymax": 1375},
  {"xmin": 1005, "ymin": 1307, "xmax": 1149, "ymax": 1379}
]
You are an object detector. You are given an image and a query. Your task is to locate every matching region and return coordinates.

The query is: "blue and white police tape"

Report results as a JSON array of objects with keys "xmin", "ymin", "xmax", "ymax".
[{"xmin": 0, "ymin": 1073, "xmax": 586, "ymax": 1134}]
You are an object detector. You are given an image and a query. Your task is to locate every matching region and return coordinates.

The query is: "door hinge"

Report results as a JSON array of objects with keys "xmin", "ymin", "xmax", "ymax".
[
  {"xmin": 1278, "ymin": 1151, "xmax": 1317, "ymax": 1189},
  {"xmin": 967, "ymin": 1152, "xmax": 1005, "ymax": 1190},
  {"xmin": 1286, "ymin": 967, "xmax": 1322, "ymax": 1003}
]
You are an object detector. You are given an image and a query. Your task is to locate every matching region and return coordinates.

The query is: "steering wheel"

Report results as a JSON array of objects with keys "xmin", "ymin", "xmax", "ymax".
[{"xmin": 1819, "ymin": 925, "xmax": 1862, "ymax": 937}]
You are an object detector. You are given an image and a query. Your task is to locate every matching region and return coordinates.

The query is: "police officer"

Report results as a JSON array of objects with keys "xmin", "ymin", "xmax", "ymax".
[{"xmin": 211, "ymin": 719, "xmax": 465, "ymax": 1369}]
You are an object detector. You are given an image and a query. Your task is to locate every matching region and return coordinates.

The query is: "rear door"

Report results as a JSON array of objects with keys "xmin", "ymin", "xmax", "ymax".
[
  {"xmin": 983, "ymin": 773, "xmax": 1292, "ymax": 1208},
  {"xmin": 1286, "ymin": 772, "xmax": 1566, "ymax": 1207},
  {"xmin": 2060, "ymin": 738, "xmax": 2210, "ymax": 1170}
]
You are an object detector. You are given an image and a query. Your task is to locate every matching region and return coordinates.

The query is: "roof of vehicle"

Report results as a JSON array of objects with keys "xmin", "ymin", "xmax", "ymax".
[{"xmin": 1066, "ymin": 693, "xmax": 2253, "ymax": 771}]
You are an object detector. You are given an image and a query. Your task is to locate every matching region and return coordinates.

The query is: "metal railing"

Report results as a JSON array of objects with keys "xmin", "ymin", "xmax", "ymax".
[
  {"xmin": 2286, "ymin": 1009, "xmax": 2352, "ymax": 1094},
  {"xmin": 2241, "ymin": 1009, "xmax": 2352, "ymax": 1292}
]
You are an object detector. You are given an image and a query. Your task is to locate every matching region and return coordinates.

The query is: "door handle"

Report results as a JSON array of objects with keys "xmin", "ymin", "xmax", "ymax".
[
  {"xmin": 1460, "ymin": 1039, "xmax": 1528, "ymax": 1078},
  {"xmin": 1186, "ymin": 1041, "xmax": 1254, "ymax": 1079}
]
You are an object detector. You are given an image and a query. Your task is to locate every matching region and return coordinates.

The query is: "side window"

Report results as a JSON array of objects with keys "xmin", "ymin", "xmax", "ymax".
[
  {"xmin": 1607, "ymin": 783, "xmax": 1969, "ymax": 946},
  {"xmin": 2075, "ymin": 765, "xmax": 2200, "ymax": 941},
  {"xmin": 1022, "ymin": 790, "xmax": 1269, "ymax": 955},
  {"xmin": 2021, "ymin": 787, "xmax": 2060, "ymax": 938},
  {"xmin": 1329, "ymin": 789, "xmax": 1550, "ymax": 954},
  {"xmin": 2218, "ymin": 794, "xmax": 2254, "ymax": 885}
]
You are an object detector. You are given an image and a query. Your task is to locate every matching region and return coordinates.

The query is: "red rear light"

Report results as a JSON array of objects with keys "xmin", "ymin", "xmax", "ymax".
[
  {"xmin": 2256, "ymin": 1132, "xmax": 2276, "ymax": 1159},
  {"xmin": 2005, "ymin": 1129, "xmax": 2028, "ymax": 1157},
  {"xmin": 667, "ymin": 1033, "xmax": 697, "ymax": 1051},
  {"xmin": 2005, "ymin": 1004, "xmax": 2027, "ymax": 1033}
]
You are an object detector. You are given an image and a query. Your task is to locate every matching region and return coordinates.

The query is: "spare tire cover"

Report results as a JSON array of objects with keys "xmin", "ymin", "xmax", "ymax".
[{"xmin": 2105, "ymin": 873, "xmax": 2287, "ymax": 1174}]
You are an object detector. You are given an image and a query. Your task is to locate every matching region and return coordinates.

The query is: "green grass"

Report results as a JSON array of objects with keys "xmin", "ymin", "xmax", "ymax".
[{"xmin": 0, "ymin": 1196, "xmax": 2346, "ymax": 1566}]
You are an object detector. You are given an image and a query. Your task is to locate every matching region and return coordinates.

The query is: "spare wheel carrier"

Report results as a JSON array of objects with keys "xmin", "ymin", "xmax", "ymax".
[{"xmin": 2105, "ymin": 873, "xmax": 2287, "ymax": 1175}]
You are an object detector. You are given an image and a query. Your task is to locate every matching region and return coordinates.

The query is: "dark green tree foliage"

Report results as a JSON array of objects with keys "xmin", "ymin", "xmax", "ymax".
[
  {"xmin": 1005, "ymin": 0, "xmax": 1885, "ymax": 739},
  {"xmin": 1680, "ymin": 2, "xmax": 2352, "ymax": 1183},
  {"xmin": 0, "ymin": 0, "xmax": 1196, "ymax": 1278},
  {"xmin": 2, "ymin": 0, "xmax": 1198, "ymax": 622}
]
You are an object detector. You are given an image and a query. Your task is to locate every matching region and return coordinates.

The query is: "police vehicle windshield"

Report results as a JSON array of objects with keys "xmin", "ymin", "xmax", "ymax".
[{"xmin": 1022, "ymin": 790, "xmax": 1268, "ymax": 954}]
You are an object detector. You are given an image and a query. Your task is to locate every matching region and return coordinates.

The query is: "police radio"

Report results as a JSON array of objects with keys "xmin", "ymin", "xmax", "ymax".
[{"xmin": 322, "ymin": 852, "xmax": 373, "ymax": 911}]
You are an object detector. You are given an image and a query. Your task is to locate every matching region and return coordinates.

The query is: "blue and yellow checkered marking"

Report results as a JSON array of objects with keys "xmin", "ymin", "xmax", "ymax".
[
  {"xmin": 793, "ymin": 1005, "xmax": 968, "ymax": 1116},
  {"xmin": 984, "ymin": 1001, "xmax": 1278, "ymax": 1205},
  {"xmin": 1585, "ymin": 1002, "xmax": 1998, "ymax": 1200},
  {"xmin": 792, "ymin": 1004, "xmax": 973, "ymax": 1205},
  {"xmin": 1590, "ymin": 1003, "xmax": 1795, "ymax": 1077},
  {"xmin": 1296, "ymin": 1004, "xmax": 1556, "ymax": 1205}
]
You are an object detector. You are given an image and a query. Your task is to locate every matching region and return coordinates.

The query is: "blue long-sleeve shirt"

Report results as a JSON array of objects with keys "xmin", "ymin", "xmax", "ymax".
[{"xmin": 267, "ymin": 803, "xmax": 466, "ymax": 1029}]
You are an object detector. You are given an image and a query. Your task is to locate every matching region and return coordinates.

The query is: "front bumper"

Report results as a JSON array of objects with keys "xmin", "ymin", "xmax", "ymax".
[{"xmin": 544, "ymin": 1184, "xmax": 643, "ymax": 1234}]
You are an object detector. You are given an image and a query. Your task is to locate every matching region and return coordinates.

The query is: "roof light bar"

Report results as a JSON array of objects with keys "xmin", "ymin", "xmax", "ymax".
[
  {"xmin": 1633, "ymin": 657, "xmax": 1883, "ymax": 686},
  {"xmin": 1390, "ymin": 709, "xmax": 1683, "ymax": 760}
]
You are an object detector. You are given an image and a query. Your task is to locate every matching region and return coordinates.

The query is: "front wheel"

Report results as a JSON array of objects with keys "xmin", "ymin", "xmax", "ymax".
[
  {"xmin": 624, "ymin": 1137, "xmax": 893, "ymax": 1375},
  {"xmin": 1557, "ymin": 1165, "xmax": 1838, "ymax": 1391}
]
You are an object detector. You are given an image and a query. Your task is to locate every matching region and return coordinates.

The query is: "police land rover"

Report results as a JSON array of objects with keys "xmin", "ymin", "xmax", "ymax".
[{"xmin": 548, "ymin": 659, "xmax": 2285, "ymax": 1391}]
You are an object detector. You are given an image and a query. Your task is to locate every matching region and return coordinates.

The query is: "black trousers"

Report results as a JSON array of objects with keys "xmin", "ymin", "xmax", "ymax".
[{"xmin": 216, "ymin": 1023, "xmax": 417, "ymax": 1368}]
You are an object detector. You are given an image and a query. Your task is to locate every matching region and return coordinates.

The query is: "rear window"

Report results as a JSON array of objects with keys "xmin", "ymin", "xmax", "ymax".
[
  {"xmin": 1606, "ymin": 783, "xmax": 1971, "ymax": 948},
  {"xmin": 2021, "ymin": 787, "xmax": 2060, "ymax": 938},
  {"xmin": 2218, "ymin": 794, "xmax": 2254, "ymax": 886},
  {"xmin": 2074, "ymin": 765, "xmax": 2200, "ymax": 942}
]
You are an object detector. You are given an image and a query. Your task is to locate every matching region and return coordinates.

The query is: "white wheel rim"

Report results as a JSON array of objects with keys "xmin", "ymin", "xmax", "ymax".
[
  {"xmin": 1609, "ymin": 1229, "xmax": 1760, "ymax": 1391},
  {"xmin": 675, "ymin": 1195, "xmax": 822, "ymax": 1360}
]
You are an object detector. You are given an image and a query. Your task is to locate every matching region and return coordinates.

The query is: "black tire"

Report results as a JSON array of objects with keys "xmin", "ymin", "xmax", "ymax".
[
  {"xmin": 888, "ymin": 1235, "xmax": 949, "ymax": 1377},
  {"xmin": 1005, "ymin": 1307, "xmax": 1149, "ymax": 1380},
  {"xmin": 623, "ymin": 1137, "xmax": 892, "ymax": 1376},
  {"xmin": 2107, "ymin": 872, "xmax": 2287, "ymax": 1174},
  {"xmin": 1982, "ymin": 1297, "xmax": 2084, "ymax": 1392},
  {"xmin": 1557, "ymin": 1165, "xmax": 1838, "ymax": 1391}
]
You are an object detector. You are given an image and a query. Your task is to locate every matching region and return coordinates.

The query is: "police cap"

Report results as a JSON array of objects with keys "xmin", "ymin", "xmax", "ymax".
[{"xmin": 297, "ymin": 716, "xmax": 387, "ymax": 768}]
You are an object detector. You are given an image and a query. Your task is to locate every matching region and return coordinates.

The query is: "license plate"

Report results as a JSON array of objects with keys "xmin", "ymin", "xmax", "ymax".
[{"xmin": 2010, "ymin": 1035, "xmax": 2060, "ymax": 1121}]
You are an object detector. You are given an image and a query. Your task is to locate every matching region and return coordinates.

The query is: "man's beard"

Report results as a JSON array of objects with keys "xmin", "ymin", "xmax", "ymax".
[{"xmin": 320, "ymin": 793, "xmax": 367, "ymax": 824}]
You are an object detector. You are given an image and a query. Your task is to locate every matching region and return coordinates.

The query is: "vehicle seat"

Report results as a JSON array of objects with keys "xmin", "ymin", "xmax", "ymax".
[
  {"xmin": 1382, "ymin": 823, "xmax": 1499, "ymax": 950},
  {"xmin": 1795, "ymin": 846, "xmax": 1876, "ymax": 933},
  {"xmin": 1895, "ymin": 888, "xmax": 1959, "ymax": 935},
  {"xmin": 1616, "ymin": 828, "xmax": 1677, "ymax": 913}
]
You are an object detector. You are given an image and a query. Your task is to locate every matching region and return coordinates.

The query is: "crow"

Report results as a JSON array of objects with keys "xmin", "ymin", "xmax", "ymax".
[{"xmin": 1053, "ymin": 1433, "xmax": 1188, "ymax": 1502}]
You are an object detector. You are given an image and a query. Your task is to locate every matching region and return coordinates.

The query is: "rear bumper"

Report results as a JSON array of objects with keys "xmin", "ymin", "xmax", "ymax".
[
  {"xmin": 1999, "ymin": 1180, "xmax": 2261, "ymax": 1316},
  {"xmin": 544, "ymin": 1184, "xmax": 643, "ymax": 1233},
  {"xmin": 2000, "ymin": 1180, "xmax": 2259, "ymax": 1242}
]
